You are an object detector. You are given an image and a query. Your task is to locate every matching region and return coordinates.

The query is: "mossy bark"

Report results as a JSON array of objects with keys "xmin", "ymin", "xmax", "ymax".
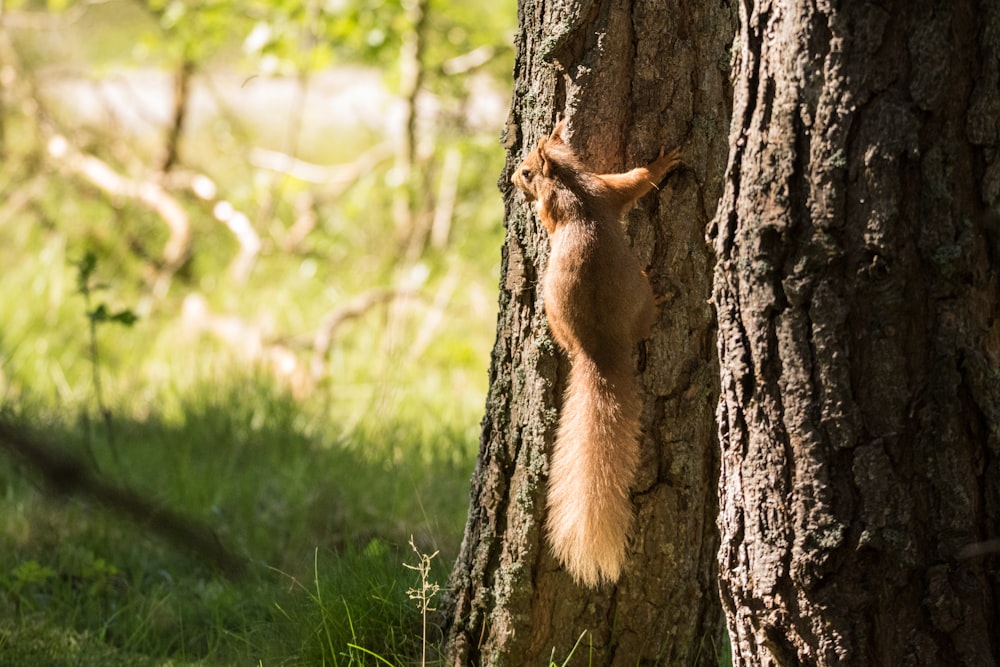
[
  {"xmin": 710, "ymin": 0, "xmax": 1000, "ymax": 663},
  {"xmin": 442, "ymin": 0, "xmax": 735, "ymax": 663}
]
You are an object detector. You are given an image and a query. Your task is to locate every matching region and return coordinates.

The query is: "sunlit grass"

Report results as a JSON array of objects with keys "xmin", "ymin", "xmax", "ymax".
[
  {"xmin": 0, "ymin": 107, "xmax": 501, "ymax": 667},
  {"xmin": 0, "ymin": 352, "xmax": 479, "ymax": 662},
  {"xmin": 0, "ymin": 0, "xmax": 512, "ymax": 657},
  {"xmin": 0, "ymin": 162, "xmax": 498, "ymax": 664}
]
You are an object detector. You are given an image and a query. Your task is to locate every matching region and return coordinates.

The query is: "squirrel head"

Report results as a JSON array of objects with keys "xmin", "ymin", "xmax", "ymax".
[
  {"xmin": 512, "ymin": 119, "xmax": 590, "ymax": 234},
  {"xmin": 511, "ymin": 119, "xmax": 568, "ymax": 204}
]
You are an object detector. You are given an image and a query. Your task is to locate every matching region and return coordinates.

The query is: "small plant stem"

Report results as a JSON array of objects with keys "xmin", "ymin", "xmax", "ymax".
[
  {"xmin": 405, "ymin": 536, "xmax": 440, "ymax": 667},
  {"xmin": 83, "ymin": 284, "xmax": 119, "ymax": 466}
]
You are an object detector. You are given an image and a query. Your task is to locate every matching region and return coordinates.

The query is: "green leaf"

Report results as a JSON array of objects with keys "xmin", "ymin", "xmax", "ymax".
[
  {"xmin": 11, "ymin": 560, "xmax": 57, "ymax": 586},
  {"xmin": 88, "ymin": 304, "xmax": 110, "ymax": 323},
  {"xmin": 110, "ymin": 310, "xmax": 139, "ymax": 327}
]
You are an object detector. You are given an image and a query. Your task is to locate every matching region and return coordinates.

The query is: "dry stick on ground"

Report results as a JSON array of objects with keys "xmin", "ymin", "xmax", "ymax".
[
  {"xmin": 0, "ymin": 420, "xmax": 247, "ymax": 577},
  {"xmin": 46, "ymin": 134, "xmax": 191, "ymax": 297},
  {"xmin": 310, "ymin": 287, "xmax": 417, "ymax": 379}
]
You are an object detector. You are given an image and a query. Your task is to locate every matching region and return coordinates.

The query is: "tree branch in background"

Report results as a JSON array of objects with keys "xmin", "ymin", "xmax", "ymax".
[
  {"xmin": 46, "ymin": 133, "xmax": 191, "ymax": 287},
  {"xmin": 0, "ymin": 173, "xmax": 47, "ymax": 225},
  {"xmin": 0, "ymin": 419, "xmax": 247, "ymax": 578},
  {"xmin": 310, "ymin": 287, "xmax": 417, "ymax": 379},
  {"xmin": 407, "ymin": 268, "xmax": 459, "ymax": 360},
  {"xmin": 164, "ymin": 169, "xmax": 261, "ymax": 281},
  {"xmin": 253, "ymin": 69, "xmax": 310, "ymax": 231},
  {"xmin": 249, "ymin": 143, "xmax": 393, "ymax": 252},
  {"xmin": 429, "ymin": 145, "xmax": 461, "ymax": 250},
  {"xmin": 181, "ymin": 293, "xmax": 310, "ymax": 395},
  {"xmin": 441, "ymin": 45, "xmax": 497, "ymax": 76},
  {"xmin": 284, "ymin": 191, "xmax": 318, "ymax": 253},
  {"xmin": 250, "ymin": 142, "xmax": 393, "ymax": 188}
]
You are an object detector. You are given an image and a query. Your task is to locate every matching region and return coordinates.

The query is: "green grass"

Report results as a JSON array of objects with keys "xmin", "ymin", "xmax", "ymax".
[
  {"xmin": 0, "ymin": 166, "xmax": 497, "ymax": 663},
  {"xmin": 0, "ymin": 105, "xmax": 501, "ymax": 667},
  {"xmin": 0, "ymin": 2, "xmax": 512, "ymax": 660},
  {"xmin": 0, "ymin": 205, "xmax": 494, "ymax": 664},
  {"xmin": 0, "ymin": 370, "xmax": 477, "ymax": 665}
]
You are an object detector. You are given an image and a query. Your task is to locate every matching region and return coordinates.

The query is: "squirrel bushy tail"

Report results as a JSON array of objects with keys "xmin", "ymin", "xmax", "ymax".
[{"xmin": 546, "ymin": 351, "xmax": 642, "ymax": 587}]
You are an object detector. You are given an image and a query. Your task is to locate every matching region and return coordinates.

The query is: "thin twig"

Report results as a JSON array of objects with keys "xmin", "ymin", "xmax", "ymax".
[{"xmin": 310, "ymin": 288, "xmax": 416, "ymax": 378}]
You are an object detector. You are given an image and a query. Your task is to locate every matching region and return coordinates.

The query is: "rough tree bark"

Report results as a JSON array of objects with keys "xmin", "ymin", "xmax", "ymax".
[
  {"xmin": 442, "ymin": 0, "xmax": 734, "ymax": 664},
  {"xmin": 711, "ymin": 0, "xmax": 1000, "ymax": 664}
]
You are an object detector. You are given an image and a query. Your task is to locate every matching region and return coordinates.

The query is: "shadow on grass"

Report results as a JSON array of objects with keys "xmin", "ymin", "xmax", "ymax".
[{"xmin": 0, "ymin": 379, "xmax": 472, "ymax": 665}]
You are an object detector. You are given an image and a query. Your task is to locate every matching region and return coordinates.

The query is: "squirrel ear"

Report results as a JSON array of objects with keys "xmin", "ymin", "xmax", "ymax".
[
  {"xmin": 539, "ymin": 118, "xmax": 564, "ymax": 177},
  {"xmin": 540, "ymin": 143, "xmax": 553, "ymax": 177},
  {"xmin": 548, "ymin": 118, "xmax": 566, "ymax": 145}
]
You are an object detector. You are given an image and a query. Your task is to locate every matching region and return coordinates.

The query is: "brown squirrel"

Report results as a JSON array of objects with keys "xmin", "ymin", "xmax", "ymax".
[{"xmin": 512, "ymin": 119, "xmax": 681, "ymax": 587}]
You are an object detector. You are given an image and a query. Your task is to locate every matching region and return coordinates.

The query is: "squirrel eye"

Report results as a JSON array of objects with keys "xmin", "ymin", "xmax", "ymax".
[{"xmin": 520, "ymin": 167, "xmax": 531, "ymax": 179}]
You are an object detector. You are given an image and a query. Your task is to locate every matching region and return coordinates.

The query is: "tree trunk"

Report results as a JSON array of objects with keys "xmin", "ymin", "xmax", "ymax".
[
  {"xmin": 711, "ymin": 0, "xmax": 1000, "ymax": 664},
  {"xmin": 159, "ymin": 58, "xmax": 194, "ymax": 174},
  {"xmin": 442, "ymin": 0, "xmax": 734, "ymax": 664}
]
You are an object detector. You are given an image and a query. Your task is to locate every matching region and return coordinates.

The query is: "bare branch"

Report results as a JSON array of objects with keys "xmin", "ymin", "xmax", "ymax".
[
  {"xmin": 46, "ymin": 134, "xmax": 191, "ymax": 274},
  {"xmin": 250, "ymin": 142, "xmax": 393, "ymax": 189},
  {"xmin": 441, "ymin": 45, "xmax": 498, "ymax": 76},
  {"xmin": 430, "ymin": 146, "xmax": 462, "ymax": 249},
  {"xmin": 182, "ymin": 294, "xmax": 309, "ymax": 396},
  {"xmin": 310, "ymin": 288, "xmax": 417, "ymax": 378},
  {"xmin": 0, "ymin": 173, "xmax": 47, "ymax": 226},
  {"xmin": 164, "ymin": 170, "xmax": 261, "ymax": 281}
]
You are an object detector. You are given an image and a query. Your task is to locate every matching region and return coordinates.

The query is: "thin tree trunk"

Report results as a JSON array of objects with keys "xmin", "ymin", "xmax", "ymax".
[
  {"xmin": 394, "ymin": 0, "xmax": 429, "ymax": 254},
  {"xmin": 0, "ymin": 9, "xmax": 7, "ymax": 161},
  {"xmin": 442, "ymin": 0, "xmax": 735, "ymax": 663},
  {"xmin": 160, "ymin": 58, "xmax": 194, "ymax": 174},
  {"xmin": 711, "ymin": 0, "xmax": 1000, "ymax": 664}
]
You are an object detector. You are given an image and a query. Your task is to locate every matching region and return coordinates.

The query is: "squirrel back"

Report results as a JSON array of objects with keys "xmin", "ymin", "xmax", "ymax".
[{"xmin": 512, "ymin": 120, "xmax": 681, "ymax": 586}]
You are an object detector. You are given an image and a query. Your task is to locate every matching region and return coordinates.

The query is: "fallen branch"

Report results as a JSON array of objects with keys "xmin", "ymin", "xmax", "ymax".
[
  {"xmin": 46, "ymin": 134, "xmax": 191, "ymax": 274},
  {"xmin": 310, "ymin": 287, "xmax": 417, "ymax": 378},
  {"xmin": 182, "ymin": 294, "xmax": 309, "ymax": 396}
]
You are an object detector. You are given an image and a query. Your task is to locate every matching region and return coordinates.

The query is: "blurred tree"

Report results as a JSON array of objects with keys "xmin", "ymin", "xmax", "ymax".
[
  {"xmin": 441, "ymin": 0, "xmax": 734, "ymax": 663},
  {"xmin": 141, "ymin": 0, "xmax": 241, "ymax": 172}
]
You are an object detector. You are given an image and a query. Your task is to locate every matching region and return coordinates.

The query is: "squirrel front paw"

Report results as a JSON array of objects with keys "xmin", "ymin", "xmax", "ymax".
[{"xmin": 650, "ymin": 146, "xmax": 683, "ymax": 183}]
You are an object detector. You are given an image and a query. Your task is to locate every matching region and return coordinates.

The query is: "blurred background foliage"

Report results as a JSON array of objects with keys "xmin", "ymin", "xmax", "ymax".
[{"xmin": 0, "ymin": 0, "xmax": 514, "ymax": 663}]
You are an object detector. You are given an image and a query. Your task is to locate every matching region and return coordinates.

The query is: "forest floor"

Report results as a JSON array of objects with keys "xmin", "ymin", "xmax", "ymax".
[
  {"xmin": 0, "ymin": 2, "xmax": 516, "ymax": 662},
  {"xmin": 1, "ymin": 34, "xmax": 507, "ymax": 667}
]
